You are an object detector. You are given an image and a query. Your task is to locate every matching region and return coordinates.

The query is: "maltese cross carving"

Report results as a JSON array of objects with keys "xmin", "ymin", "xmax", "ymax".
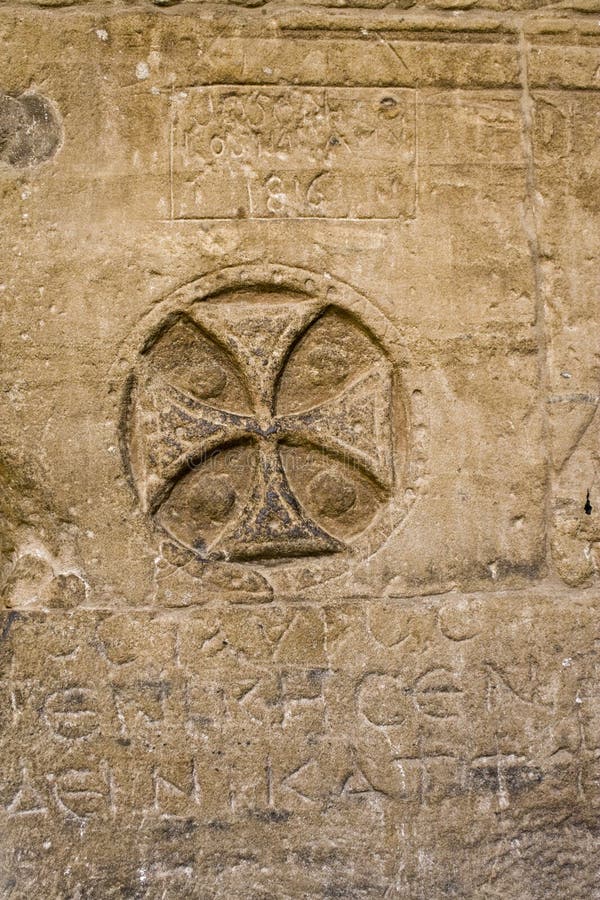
[{"xmin": 125, "ymin": 293, "xmax": 395, "ymax": 561}]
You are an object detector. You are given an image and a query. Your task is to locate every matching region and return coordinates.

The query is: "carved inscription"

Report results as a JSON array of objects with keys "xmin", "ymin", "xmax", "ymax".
[
  {"xmin": 125, "ymin": 289, "xmax": 396, "ymax": 561},
  {"xmin": 2, "ymin": 599, "xmax": 594, "ymax": 828},
  {"xmin": 171, "ymin": 87, "xmax": 416, "ymax": 219}
]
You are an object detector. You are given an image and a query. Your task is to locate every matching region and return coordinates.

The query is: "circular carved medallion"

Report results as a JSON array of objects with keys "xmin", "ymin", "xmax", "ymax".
[{"xmin": 123, "ymin": 266, "xmax": 411, "ymax": 563}]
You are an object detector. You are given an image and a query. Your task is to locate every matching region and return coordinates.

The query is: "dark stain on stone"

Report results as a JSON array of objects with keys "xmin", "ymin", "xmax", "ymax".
[
  {"xmin": 137, "ymin": 678, "xmax": 172, "ymax": 699},
  {"xmin": 504, "ymin": 764, "xmax": 543, "ymax": 792},
  {"xmin": 0, "ymin": 92, "xmax": 62, "ymax": 167},
  {"xmin": 0, "ymin": 610, "xmax": 21, "ymax": 644},
  {"xmin": 249, "ymin": 808, "xmax": 293, "ymax": 823},
  {"xmin": 207, "ymin": 819, "xmax": 233, "ymax": 831},
  {"xmin": 441, "ymin": 880, "xmax": 462, "ymax": 896},
  {"xmin": 293, "ymin": 847, "xmax": 339, "ymax": 866},
  {"xmin": 470, "ymin": 763, "xmax": 543, "ymax": 794},
  {"xmin": 157, "ymin": 817, "xmax": 198, "ymax": 839}
]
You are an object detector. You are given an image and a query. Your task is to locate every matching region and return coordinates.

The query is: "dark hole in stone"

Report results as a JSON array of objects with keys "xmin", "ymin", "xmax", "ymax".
[
  {"xmin": 0, "ymin": 91, "xmax": 61, "ymax": 167},
  {"xmin": 585, "ymin": 490, "xmax": 592, "ymax": 515}
]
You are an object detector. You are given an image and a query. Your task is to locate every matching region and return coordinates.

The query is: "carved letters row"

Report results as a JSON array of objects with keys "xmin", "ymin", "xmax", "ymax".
[{"xmin": 3, "ymin": 612, "xmax": 596, "ymax": 822}]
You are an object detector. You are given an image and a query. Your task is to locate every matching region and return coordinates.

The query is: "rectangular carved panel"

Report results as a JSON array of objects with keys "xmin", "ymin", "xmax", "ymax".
[{"xmin": 171, "ymin": 87, "xmax": 416, "ymax": 220}]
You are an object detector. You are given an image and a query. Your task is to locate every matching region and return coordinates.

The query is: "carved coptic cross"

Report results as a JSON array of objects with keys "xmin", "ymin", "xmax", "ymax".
[{"xmin": 126, "ymin": 296, "xmax": 394, "ymax": 561}]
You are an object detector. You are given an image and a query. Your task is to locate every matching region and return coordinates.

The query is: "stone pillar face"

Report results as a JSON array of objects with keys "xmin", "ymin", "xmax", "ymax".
[{"xmin": 0, "ymin": 4, "xmax": 599, "ymax": 897}]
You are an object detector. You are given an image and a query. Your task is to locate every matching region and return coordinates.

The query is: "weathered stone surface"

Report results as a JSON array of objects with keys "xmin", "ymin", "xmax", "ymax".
[
  {"xmin": 0, "ymin": 2, "xmax": 599, "ymax": 896},
  {"xmin": 2, "ymin": 597, "xmax": 600, "ymax": 897}
]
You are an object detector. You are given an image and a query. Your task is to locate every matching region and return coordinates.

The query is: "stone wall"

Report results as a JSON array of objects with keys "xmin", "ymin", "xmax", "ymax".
[{"xmin": 1, "ymin": 2, "xmax": 599, "ymax": 896}]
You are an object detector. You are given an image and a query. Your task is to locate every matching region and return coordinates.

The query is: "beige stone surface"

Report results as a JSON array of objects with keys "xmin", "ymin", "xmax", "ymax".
[{"xmin": 0, "ymin": 2, "xmax": 599, "ymax": 897}]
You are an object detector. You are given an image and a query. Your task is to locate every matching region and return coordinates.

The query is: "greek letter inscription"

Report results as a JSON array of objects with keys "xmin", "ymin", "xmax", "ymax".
[{"xmin": 171, "ymin": 87, "xmax": 416, "ymax": 219}]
